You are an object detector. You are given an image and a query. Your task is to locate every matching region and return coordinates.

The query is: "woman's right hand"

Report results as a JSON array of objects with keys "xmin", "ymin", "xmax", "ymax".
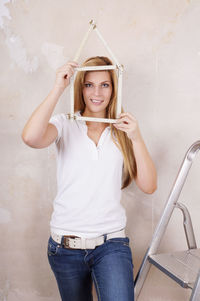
[{"xmin": 54, "ymin": 61, "xmax": 79, "ymax": 91}]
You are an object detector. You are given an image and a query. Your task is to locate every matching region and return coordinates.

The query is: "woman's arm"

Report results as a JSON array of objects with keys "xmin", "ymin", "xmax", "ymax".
[
  {"xmin": 113, "ymin": 112, "xmax": 157, "ymax": 194},
  {"xmin": 21, "ymin": 61, "xmax": 78, "ymax": 148},
  {"xmin": 130, "ymin": 131, "xmax": 157, "ymax": 194},
  {"xmin": 22, "ymin": 87, "xmax": 63, "ymax": 148}
]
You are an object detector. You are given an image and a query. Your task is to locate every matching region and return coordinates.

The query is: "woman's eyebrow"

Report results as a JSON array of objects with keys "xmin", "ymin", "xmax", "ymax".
[{"xmin": 84, "ymin": 80, "xmax": 111, "ymax": 83}]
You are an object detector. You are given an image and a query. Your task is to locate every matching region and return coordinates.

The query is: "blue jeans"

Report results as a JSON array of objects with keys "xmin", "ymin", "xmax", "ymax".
[{"xmin": 47, "ymin": 234, "xmax": 134, "ymax": 301}]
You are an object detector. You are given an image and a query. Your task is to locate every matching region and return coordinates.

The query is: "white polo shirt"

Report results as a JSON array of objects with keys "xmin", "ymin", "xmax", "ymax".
[{"xmin": 49, "ymin": 110, "xmax": 127, "ymax": 239}]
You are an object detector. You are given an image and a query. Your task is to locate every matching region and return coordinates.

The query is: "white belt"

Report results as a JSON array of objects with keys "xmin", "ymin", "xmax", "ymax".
[{"xmin": 51, "ymin": 228, "xmax": 126, "ymax": 249}]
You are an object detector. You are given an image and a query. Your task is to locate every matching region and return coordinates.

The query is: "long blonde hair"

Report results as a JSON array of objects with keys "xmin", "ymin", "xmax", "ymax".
[{"xmin": 74, "ymin": 56, "xmax": 137, "ymax": 189}]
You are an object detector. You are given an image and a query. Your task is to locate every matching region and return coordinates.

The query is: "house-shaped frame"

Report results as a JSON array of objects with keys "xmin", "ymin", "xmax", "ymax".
[{"xmin": 66, "ymin": 20, "xmax": 123, "ymax": 124}]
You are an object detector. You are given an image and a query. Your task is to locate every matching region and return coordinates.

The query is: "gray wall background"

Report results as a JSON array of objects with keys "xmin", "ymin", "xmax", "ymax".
[{"xmin": 0, "ymin": 0, "xmax": 200, "ymax": 300}]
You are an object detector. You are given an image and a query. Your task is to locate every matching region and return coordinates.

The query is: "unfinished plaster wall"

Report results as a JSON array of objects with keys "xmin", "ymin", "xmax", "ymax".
[{"xmin": 0, "ymin": 0, "xmax": 200, "ymax": 300}]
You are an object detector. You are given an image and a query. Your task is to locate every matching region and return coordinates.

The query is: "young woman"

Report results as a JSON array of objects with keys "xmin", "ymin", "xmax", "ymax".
[{"xmin": 22, "ymin": 56, "xmax": 157, "ymax": 301}]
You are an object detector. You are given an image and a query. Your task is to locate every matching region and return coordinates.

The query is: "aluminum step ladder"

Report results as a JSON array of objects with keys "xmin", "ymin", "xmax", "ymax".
[{"xmin": 135, "ymin": 140, "xmax": 200, "ymax": 301}]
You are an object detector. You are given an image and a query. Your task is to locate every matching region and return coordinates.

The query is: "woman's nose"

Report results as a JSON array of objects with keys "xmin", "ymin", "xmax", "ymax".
[{"xmin": 93, "ymin": 86, "xmax": 101, "ymax": 96}]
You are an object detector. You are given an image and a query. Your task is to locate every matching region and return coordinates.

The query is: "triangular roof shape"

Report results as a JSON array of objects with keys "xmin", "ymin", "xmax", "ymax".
[{"xmin": 73, "ymin": 20, "xmax": 122, "ymax": 69}]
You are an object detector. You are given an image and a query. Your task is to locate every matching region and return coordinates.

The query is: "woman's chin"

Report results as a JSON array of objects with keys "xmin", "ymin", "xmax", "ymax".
[{"xmin": 85, "ymin": 105, "xmax": 105, "ymax": 114}]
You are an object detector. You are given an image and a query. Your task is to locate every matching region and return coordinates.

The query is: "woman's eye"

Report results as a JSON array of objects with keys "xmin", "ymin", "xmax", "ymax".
[
  {"xmin": 84, "ymin": 83, "xmax": 92, "ymax": 88},
  {"xmin": 84, "ymin": 83, "xmax": 109, "ymax": 88}
]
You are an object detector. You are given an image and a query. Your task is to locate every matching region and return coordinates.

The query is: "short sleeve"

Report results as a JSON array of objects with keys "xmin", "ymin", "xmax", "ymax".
[{"xmin": 49, "ymin": 113, "xmax": 66, "ymax": 143}]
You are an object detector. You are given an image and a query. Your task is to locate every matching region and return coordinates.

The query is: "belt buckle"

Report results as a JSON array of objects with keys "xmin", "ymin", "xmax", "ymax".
[{"xmin": 63, "ymin": 235, "xmax": 78, "ymax": 249}]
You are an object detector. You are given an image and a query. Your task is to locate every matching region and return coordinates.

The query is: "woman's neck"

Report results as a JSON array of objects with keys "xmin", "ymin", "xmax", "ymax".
[{"xmin": 81, "ymin": 108, "xmax": 109, "ymax": 129}]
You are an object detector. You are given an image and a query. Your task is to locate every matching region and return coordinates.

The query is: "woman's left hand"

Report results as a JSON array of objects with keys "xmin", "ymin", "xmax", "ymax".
[{"xmin": 113, "ymin": 112, "xmax": 141, "ymax": 141}]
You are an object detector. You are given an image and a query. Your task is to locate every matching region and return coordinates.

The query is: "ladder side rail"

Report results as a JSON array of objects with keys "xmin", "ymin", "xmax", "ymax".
[
  {"xmin": 148, "ymin": 137, "xmax": 200, "ymax": 255},
  {"xmin": 176, "ymin": 202, "xmax": 197, "ymax": 250},
  {"xmin": 135, "ymin": 158, "xmax": 192, "ymax": 299},
  {"xmin": 135, "ymin": 248, "xmax": 151, "ymax": 298},
  {"xmin": 190, "ymin": 270, "xmax": 200, "ymax": 301},
  {"xmin": 135, "ymin": 141, "xmax": 200, "ymax": 300}
]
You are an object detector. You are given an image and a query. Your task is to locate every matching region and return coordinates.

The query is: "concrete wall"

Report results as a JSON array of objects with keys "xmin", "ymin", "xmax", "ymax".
[{"xmin": 1, "ymin": 0, "xmax": 200, "ymax": 300}]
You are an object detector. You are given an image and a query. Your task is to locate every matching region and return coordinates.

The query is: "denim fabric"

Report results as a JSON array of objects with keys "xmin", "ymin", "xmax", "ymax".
[{"xmin": 47, "ymin": 235, "xmax": 134, "ymax": 301}]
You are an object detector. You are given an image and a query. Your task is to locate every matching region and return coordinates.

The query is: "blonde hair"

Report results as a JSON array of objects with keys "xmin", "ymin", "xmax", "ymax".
[{"xmin": 74, "ymin": 56, "xmax": 137, "ymax": 189}]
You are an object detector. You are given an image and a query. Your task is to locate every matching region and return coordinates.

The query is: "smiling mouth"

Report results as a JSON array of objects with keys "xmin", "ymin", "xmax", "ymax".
[{"xmin": 90, "ymin": 99, "xmax": 104, "ymax": 104}]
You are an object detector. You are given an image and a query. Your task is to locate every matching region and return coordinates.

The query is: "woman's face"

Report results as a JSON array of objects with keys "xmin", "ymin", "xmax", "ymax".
[{"xmin": 82, "ymin": 71, "xmax": 112, "ymax": 115}]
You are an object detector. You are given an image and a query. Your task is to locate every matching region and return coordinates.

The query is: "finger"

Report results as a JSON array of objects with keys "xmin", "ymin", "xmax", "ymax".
[
  {"xmin": 58, "ymin": 69, "xmax": 72, "ymax": 78},
  {"xmin": 116, "ymin": 121, "xmax": 129, "ymax": 126},
  {"xmin": 114, "ymin": 123, "xmax": 131, "ymax": 129},
  {"xmin": 119, "ymin": 112, "xmax": 133, "ymax": 117},
  {"xmin": 117, "ymin": 116, "xmax": 137, "ymax": 127},
  {"xmin": 119, "ymin": 112, "xmax": 136, "ymax": 121},
  {"xmin": 67, "ymin": 65, "xmax": 76, "ymax": 74},
  {"xmin": 116, "ymin": 116, "xmax": 132, "ymax": 124},
  {"xmin": 117, "ymin": 114, "xmax": 132, "ymax": 121},
  {"xmin": 119, "ymin": 116, "xmax": 131, "ymax": 122},
  {"xmin": 68, "ymin": 61, "xmax": 79, "ymax": 67},
  {"xmin": 59, "ymin": 65, "xmax": 75, "ymax": 73},
  {"xmin": 113, "ymin": 126, "xmax": 129, "ymax": 134},
  {"xmin": 58, "ymin": 62, "xmax": 78, "ymax": 72},
  {"xmin": 59, "ymin": 66, "xmax": 74, "ymax": 78}
]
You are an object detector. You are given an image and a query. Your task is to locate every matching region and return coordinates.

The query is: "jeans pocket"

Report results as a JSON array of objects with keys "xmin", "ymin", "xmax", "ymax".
[{"xmin": 47, "ymin": 237, "xmax": 59, "ymax": 256}]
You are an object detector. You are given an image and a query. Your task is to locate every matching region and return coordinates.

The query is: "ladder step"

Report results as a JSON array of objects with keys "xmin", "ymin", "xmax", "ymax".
[{"xmin": 149, "ymin": 249, "xmax": 200, "ymax": 289}]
